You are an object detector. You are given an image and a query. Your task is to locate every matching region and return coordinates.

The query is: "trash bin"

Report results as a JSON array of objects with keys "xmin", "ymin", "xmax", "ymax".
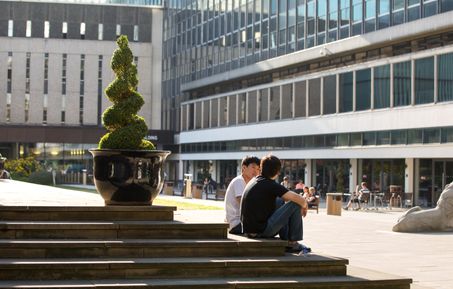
[
  {"xmin": 183, "ymin": 174, "xmax": 192, "ymax": 198},
  {"xmin": 82, "ymin": 169, "xmax": 87, "ymax": 185},
  {"xmin": 164, "ymin": 181, "xmax": 174, "ymax": 195},
  {"xmin": 192, "ymin": 184, "xmax": 203, "ymax": 199},
  {"xmin": 326, "ymin": 193, "xmax": 342, "ymax": 216}
]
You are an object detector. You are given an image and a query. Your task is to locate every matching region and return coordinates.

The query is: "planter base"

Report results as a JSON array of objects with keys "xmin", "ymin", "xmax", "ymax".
[{"xmin": 90, "ymin": 149, "xmax": 170, "ymax": 206}]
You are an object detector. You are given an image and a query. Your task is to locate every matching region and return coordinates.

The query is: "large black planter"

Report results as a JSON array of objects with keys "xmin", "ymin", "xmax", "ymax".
[{"xmin": 89, "ymin": 149, "xmax": 170, "ymax": 206}]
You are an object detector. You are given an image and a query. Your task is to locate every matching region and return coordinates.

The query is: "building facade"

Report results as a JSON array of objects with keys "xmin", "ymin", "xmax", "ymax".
[
  {"xmin": 0, "ymin": 0, "xmax": 174, "ymax": 174},
  {"xmin": 2, "ymin": 0, "xmax": 453, "ymax": 207},
  {"xmin": 163, "ymin": 0, "xmax": 453, "ymax": 207}
]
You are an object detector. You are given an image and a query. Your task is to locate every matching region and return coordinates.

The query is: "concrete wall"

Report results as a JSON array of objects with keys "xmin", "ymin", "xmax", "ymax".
[
  {"xmin": 149, "ymin": 8, "xmax": 162, "ymax": 129},
  {"xmin": 0, "ymin": 1, "xmax": 163, "ymax": 130},
  {"xmin": 0, "ymin": 37, "xmax": 156, "ymax": 127}
]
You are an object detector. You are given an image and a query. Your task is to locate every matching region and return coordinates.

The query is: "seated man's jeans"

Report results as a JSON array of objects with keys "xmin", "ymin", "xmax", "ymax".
[{"xmin": 258, "ymin": 200, "xmax": 303, "ymax": 241}]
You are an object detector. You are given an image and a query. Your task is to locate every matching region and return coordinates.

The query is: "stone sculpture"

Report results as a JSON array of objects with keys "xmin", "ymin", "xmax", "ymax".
[{"xmin": 393, "ymin": 182, "xmax": 453, "ymax": 232}]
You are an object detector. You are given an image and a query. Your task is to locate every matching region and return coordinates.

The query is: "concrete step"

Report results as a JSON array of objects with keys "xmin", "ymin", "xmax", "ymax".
[
  {"xmin": 0, "ymin": 221, "xmax": 228, "ymax": 240},
  {"xmin": 0, "ymin": 266, "xmax": 412, "ymax": 289},
  {"xmin": 0, "ymin": 255, "xmax": 348, "ymax": 281},
  {"xmin": 0, "ymin": 206, "xmax": 176, "ymax": 221},
  {"xmin": 0, "ymin": 237, "xmax": 287, "ymax": 258}
]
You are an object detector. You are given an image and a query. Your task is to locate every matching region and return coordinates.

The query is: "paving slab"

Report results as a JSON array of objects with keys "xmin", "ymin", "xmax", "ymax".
[{"xmin": 0, "ymin": 180, "xmax": 103, "ymax": 206}]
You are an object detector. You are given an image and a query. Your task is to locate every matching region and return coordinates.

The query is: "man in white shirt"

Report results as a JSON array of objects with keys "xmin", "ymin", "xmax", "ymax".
[{"xmin": 224, "ymin": 156, "xmax": 260, "ymax": 234}]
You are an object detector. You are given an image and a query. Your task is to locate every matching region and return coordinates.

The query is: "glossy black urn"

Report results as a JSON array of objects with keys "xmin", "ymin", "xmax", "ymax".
[{"xmin": 89, "ymin": 149, "xmax": 170, "ymax": 205}]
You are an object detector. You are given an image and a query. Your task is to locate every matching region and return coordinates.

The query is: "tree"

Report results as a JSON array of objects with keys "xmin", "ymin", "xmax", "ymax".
[
  {"xmin": 4, "ymin": 157, "xmax": 44, "ymax": 180},
  {"xmin": 99, "ymin": 35, "xmax": 155, "ymax": 150},
  {"xmin": 336, "ymin": 164, "xmax": 345, "ymax": 193}
]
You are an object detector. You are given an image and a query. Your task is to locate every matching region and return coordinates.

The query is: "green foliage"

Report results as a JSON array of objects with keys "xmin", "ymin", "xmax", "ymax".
[
  {"xmin": 4, "ymin": 157, "xmax": 44, "ymax": 180},
  {"xmin": 99, "ymin": 35, "xmax": 155, "ymax": 150},
  {"xmin": 336, "ymin": 164, "xmax": 345, "ymax": 193}
]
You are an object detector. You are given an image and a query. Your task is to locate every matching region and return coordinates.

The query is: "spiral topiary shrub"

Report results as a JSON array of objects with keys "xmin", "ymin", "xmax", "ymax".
[{"xmin": 99, "ymin": 35, "xmax": 155, "ymax": 150}]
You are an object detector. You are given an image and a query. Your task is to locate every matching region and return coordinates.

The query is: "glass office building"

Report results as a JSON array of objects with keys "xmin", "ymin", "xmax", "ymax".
[{"xmin": 163, "ymin": 1, "xmax": 453, "ymax": 207}]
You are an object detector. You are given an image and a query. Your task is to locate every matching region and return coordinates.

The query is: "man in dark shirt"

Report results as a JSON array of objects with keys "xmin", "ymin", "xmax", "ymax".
[{"xmin": 241, "ymin": 154, "xmax": 310, "ymax": 253}]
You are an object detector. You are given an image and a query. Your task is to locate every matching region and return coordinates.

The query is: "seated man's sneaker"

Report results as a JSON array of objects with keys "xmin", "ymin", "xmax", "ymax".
[{"xmin": 285, "ymin": 243, "xmax": 311, "ymax": 254}]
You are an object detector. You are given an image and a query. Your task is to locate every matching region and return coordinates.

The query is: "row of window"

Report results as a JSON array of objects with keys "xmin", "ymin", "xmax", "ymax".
[
  {"xmin": 48, "ymin": 0, "xmax": 162, "ymax": 5},
  {"xmin": 163, "ymin": 0, "xmax": 452, "ymax": 85},
  {"xmin": 6, "ymin": 20, "xmax": 140, "ymax": 41},
  {"xmin": 162, "ymin": 0, "xmax": 453, "ymax": 132},
  {"xmin": 181, "ymin": 49, "xmax": 453, "ymax": 131},
  {"xmin": 22, "ymin": 0, "xmax": 162, "ymax": 6},
  {"xmin": 181, "ymin": 126, "xmax": 453, "ymax": 153},
  {"xmin": 3, "ymin": 53, "xmax": 114, "ymax": 125}
]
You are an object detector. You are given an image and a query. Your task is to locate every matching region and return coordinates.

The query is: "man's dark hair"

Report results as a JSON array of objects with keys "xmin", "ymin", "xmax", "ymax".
[
  {"xmin": 241, "ymin": 156, "xmax": 260, "ymax": 167},
  {"xmin": 260, "ymin": 155, "xmax": 281, "ymax": 179}
]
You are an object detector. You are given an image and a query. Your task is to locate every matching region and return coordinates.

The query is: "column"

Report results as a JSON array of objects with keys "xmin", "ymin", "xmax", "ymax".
[
  {"xmin": 178, "ymin": 159, "xmax": 184, "ymax": 181},
  {"xmin": 188, "ymin": 160, "xmax": 195, "ymax": 179},
  {"xmin": 349, "ymin": 158, "xmax": 358, "ymax": 193},
  {"xmin": 305, "ymin": 159, "xmax": 313, "ymax": 187},
  {"xmin": 405, "ymin": 158, "xmax": 414, "ymax": 193}
]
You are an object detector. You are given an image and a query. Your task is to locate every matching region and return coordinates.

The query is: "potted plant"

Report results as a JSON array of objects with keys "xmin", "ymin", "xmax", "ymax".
[{"xmin": 90, "ymin": 35, "xmax": 170, "ymax": 206}]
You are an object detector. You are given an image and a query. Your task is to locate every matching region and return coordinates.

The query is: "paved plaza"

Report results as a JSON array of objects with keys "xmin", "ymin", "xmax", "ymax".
[{"xmin": 1, "ymin": 179, "xmax": 452, "ymax": 289}]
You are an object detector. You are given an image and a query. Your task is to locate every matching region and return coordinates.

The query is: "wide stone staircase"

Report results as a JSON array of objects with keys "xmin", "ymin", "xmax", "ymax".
[{"xmin": 0, "ymin": 205, "xmax": 412, "ymax": 288}]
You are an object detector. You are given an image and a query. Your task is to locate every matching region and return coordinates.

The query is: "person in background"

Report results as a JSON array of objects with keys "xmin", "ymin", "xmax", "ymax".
[
  {"xmin": 295, "ymin": 180, "xmax": 305, "ymax": 190},
  {"xmin": 0, "ymin": 154, "xmax": 11, "ymax": 179},
  {"xmin": 280, "ymin": 175, "xmax": 292, "ymax": 189},
  {"xmin": 301, "ymin": 186, "xmax": 310, "ymax": 196},
  {"xmin": 303, "ymin": 187, "xmax": 317, "ymax": 205},
  {"xmin": 224, "ymin": 156, "xmax": 261, "ymax": 235},
  {"xmin": 202, "ymin": 177, "xmax": 212, "ymax": 197},
  {"xmin": 241, "ymin": 155, "xmax": 311, "ymax": 254},
  {"xmin": 344, "ymin": 182, "xmax": 370, "ymax": 210},
  {"xmin": 295, "ymin": 180, "xmax": 305, "ymax": 193}
]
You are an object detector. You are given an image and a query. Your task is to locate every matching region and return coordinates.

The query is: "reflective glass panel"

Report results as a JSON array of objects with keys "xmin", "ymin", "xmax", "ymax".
[
  {"xmin": 441, "ymin": 127, "xmax": 453, "ymax": 143},
  {"xmin": 376, "ymin": 131, "xmax": 390, "ymax": 145},
  {"xmin": 308, "ymin": 78, "xmax": 321, "ymax": 116},
  {"xmin": 281, "ymin": 84, "xmax": 293, "ymax": 119},
  {"xmin": 294, "ymin": 80, "xmax": 307, "ymax": 117},
  {"xmin": 374, "ymin": 64, "xmax": 390, "ymax": 108},
  {"xmin": 210, "ymin": 98, "xmax": 219, "ymax": 127},
  {"xmin": 365, "ymin": 0, "xmax": 376, "ymax": 19},
  {"xmin": 423, "ymin": 128, "xmax": 440, "ymax": 143},
  {"xmin": 391, "ymin": 130, "xmax": 407, "ymax": 145},
  {"xmin": 323, "ymin": 75, "xmax": 336, "ymax": 115},
  {"xmin": 414, "ymin": 57, "xmax": 434, "ymax": 104},
  {"xmin": 337, "ymin": 134, "xmax": 349, "ymax": 146},
  {"xmin": 393, "ymin": 61, "xmax": 411, "ymax": 107},
  {"xmin": 339, "ymin": 72, "xmax": 353, "ymax": 112},
  {"xmin": 363, "ymin": 132, "xmax": 376, "ymax": 145},
  {"xmin": 441, "ymin": 0, "xmax": 453, "ymax": 12},
  {"xmin": 356, "ymin": 68, "xmax": 371, "ymax": 111},
  {"xmin": 379, "ymin": 0, "xmax": 390, "ymax": 14},
  {"xmin": 270, "ymin": 86, "xmax": 280, "ymax": 120},
  {"xmin": 438, "ymin": 53, "xmax": 453, "ymax": 102},
  {"xmin": 408, "ymin": 129, "xmax": 423, "ymax": 144},
  {"xmin": 350, "ymin": 133, "xmax": 362, "ymax": 146},
  {"xmin": 248, "ymin": 90, "xmax": 257, "ymax": 123},
  {"xmin": 258, "ymin": 88, "xmax": 269, "ymax": 121}
]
